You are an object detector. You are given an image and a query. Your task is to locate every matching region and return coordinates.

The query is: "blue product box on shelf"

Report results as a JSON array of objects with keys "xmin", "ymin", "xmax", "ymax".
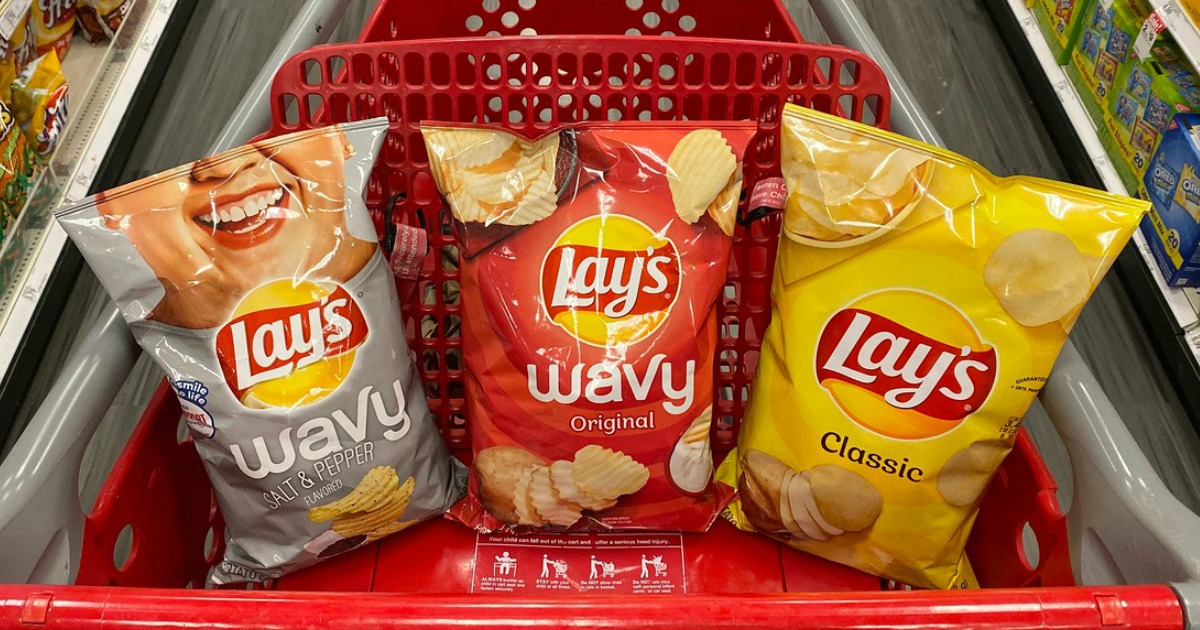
[{"xmin": 1142, "ymin": 112, "xmax": 1200, "ymax": 286}]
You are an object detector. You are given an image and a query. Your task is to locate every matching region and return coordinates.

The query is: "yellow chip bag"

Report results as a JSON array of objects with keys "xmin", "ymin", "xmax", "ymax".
[
  {"xmin": 12, "ymin": 49, "xmax": 66, "ymax": 159},
  {"xmin": 715, "ymin": 104, "xmax": 1146, "ymax": 590}
]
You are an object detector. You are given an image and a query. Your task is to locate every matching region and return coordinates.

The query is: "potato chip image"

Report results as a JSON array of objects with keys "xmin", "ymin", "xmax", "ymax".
[
  {"xmin": 573, "ymin": 445, "xmax": 650, "ymax": 502},
  {"xmin": 461, "ymin": 155, "xmax": 546, "ymax": 205},
  {"xmin": 425, "ymin": 128, "xmax": 519, "ymax": 169},
  {"xmin": 780, "ymin": 112, "xmax": 929, "ymax": 245},
  {"xmin": 549, "ymin": 460, "xmax": 615, "ymax": 511},
  {"xmin": 936, "ymin": 440, "xmax": 1010, "ymax": 507},
  {"xmin": 475, "ymin": 446, "xmax": 548, "ymax": 524},
  {"xmin": 492, "ymin": 170, "xmax": 558, "ymax": 226},
  {"xmin": 365, "ymin": 518, "xmax": 419, "ymax": 542},
  {"xmin": 332, "ymin": 490, "xmax": 411, "ymax": 538},
  {"xmin": 783, "ymin": 193, "xmax": 847, "ymax": 242},
  {"xmin": 667, "ymin": 129, "xmax": 738, "ymax": 223},
  {"xmin": 514, "ymin": 466, "xmax": 546, "ymax": 526},
  {"xmin": 707, "ymin": 170, "xmax": 742, "ymax": 236},
  {"xmin": 984, "ymin": 229, "xmax": 1090, "ymax": 327},
  {"xmin": 530, "ymin": 465, "xmax": 583, "ymax": 527},
  {"xmin": 308, "ymin": 465, "xmax": 399, "ymax": 523},
  {"xmin": 805, "ymin": 465, "xmax": 882, "ymax": 533},
  {"xmin": 777, "ymin": 468, "xmax": 801, "ymax": 537}
]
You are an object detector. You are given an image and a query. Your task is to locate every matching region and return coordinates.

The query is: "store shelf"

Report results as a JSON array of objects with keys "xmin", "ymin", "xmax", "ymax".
[
  {"xmin": 986, "ymin": 0, "xmax": 1200, "ymax": 426},
  {"xmin": 0, "ymin": 0, "xmax": 195, "ymax": 437},
  {"xmin": 1147, "ymin": 0, "xmax": 1200, "ymax": 70}
]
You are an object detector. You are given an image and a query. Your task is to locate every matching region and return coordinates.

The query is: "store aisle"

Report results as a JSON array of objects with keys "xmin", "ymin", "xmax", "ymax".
[{"xmin": 8, "ymin": 0, "xmax": 1200, "ymax": 515}]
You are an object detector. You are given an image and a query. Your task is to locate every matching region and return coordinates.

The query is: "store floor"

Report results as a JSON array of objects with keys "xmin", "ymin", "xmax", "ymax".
[{"xmin": 9, "ymin": 0, "xmax": 1200, "ymax": 518}]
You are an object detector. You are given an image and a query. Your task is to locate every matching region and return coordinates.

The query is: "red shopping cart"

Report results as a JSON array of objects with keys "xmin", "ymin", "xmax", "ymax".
[{"xmin": 1, "ymin": 0, "xmax": 1198, "ymax": 628}]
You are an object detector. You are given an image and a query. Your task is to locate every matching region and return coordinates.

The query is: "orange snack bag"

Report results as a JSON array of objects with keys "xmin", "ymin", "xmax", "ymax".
[{"xmin": 423, "ymin": 122, "xmax": 754, "ymax": 531}]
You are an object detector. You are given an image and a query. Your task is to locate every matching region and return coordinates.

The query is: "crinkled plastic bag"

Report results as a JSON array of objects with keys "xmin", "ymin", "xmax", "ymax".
[
  {"xmin": 716, "ymin": 105, "xmax": 1147, "ymax": 589},
  {"xmin": 56, "ymin": 119, "xmax": 464, "ymax": 583}
]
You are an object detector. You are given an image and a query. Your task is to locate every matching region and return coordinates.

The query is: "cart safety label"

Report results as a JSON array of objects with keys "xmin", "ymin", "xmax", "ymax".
[{"xmin": 471, "ymin": 532, "xmax": 685, "ymax": 594}]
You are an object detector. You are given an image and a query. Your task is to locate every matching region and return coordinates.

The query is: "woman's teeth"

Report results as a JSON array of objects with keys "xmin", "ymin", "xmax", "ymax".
[{"xmin": 198, "ymin": 188, "xmax": 285, "ymax": 229}]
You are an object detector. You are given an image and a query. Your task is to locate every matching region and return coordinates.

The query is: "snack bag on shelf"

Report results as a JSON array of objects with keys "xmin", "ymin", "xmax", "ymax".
[
  {"xmin": 11, "ymin": 49, "xmax": 65, "ymax": 159},
  {"xmin": 0, "ymin": 0, "xmax": 33, "ymax": 102},
  {"xmin": 1141, "ymin": 112, "xmax": 1200, "ymax": 285},
  {"xmin": 1031, "ymin": 0, "xmax": 1093, "ymax": 64},
  {"xmin": 1069, "ymin": 0, "xmax": 1146, "ymax": 124},
  {"xmin": 55, "ymin": 119, "xmax": 465, "ymax": 584},
  {"xmin": 10, "ymin": 1, "xmax": 35, "ymax": 67},
  {"xmin": 423, "ymin": 122, "xmax": 754, "ymax": 532},
  {"xmin": 31, "ymin": 0, "xmax": 72, "ymax": 60},
  {"xmin": 714, "ymin": 105, "xmax": 1146, "ymax": 590},
  {"xmin": 76, "ymin": 0, "xmax": 127, "ymax": 42},
  {"xmin": 0, "ymin": 99, "xmax": 32, "ymax": 230},
  {"xmin": 1104, "ymin": 41, "xmax": 1200, "ymax": 196}
]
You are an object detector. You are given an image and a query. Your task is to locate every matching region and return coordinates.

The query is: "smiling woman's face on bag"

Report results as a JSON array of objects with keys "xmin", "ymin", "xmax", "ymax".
[{"xmin": 96, "ymin": 129, "xmax": 375, "ymax": 329}]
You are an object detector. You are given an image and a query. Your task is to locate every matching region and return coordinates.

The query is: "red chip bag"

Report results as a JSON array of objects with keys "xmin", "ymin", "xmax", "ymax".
[{"xmin": 423, "ymin": 123, "xmax": 754, "ymax": 532}]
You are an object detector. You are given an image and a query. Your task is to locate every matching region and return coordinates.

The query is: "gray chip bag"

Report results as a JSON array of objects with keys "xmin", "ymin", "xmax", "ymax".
[{"xmin": 55, "ymin": 118, "xmax": 464, "ymax": 584}]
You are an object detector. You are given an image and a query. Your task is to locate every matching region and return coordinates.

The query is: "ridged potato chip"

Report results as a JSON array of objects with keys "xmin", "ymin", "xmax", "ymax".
[
  {"xmin": 475, "ymin": 446, "xmax": 548, "ymax": 524},
  {"xmin": 707, "ymin": 170, "xmax": 742, "ymax": 236},
  {"xmin": 365, "ymin": 518, "xmax": 419, "ymax": 542},
  {"xmin": 983, "ymin": 229, "xmax": 1090, "ymax": 327},
  {"xmin": 426, "ymin": 128, "xmax": 519, "ymax": 169},
  {"xmin": 682, "ymin": 408, "xmax": 712, "ymax": 444},
  {"xmin": 493, "ymin": 170, "xmax": 558, "ymax": 226},
  {"xmin": 530, "ymin": 465, "xmax": 583, "ymax": 527},
  {"xmin": 308, "ymin": 465, "xmax": 399, "ymax": 522},
  {"xmin": 573, "ymin": 445, "xmax": 650, "ymax": 501},
  {"xmin": 332, "ymin": 495, "xmax": 409, "ymax": 538},
  {"xmin": 514, "ymin": 466, "xmax": 546, "ymax": 526},
  {"xmin": 549, "ymin": 460, "xmax": 615, "ymax": 511},
  {"xmin": 462, "ymin": 155, "xmax": 547, "ymax": 205},
  {"xmin": 668, "ymin": 129, "xmax": 738, "ymax": 224}
]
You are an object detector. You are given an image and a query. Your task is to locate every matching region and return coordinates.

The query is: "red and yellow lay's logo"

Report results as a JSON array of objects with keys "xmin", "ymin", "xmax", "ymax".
[
  {"xmin": 216, "ymin": 280, "xmax": 368, "ymax": 409},
  {"xmin": 815, "ymin": 290, "xmax": 997, "ymax": 439},
  {"xmin": 540, "ymin": 215, "xmax": 680, "ymax": 346}
]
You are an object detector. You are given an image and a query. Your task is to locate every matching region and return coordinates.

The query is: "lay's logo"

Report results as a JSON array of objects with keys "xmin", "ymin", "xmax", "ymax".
[
  {"xmin": 815, "ymin": 290, "xmax": 997, "ymax": 439},
  {"xmin": 540, "ymin": 215, "xmax": 680, "ymax": 346},
  {"xmin": 216, "ymin": 280, "xmax": 368, "ymax": 409}
]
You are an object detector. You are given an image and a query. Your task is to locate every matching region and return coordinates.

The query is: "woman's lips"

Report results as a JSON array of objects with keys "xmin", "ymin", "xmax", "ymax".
[{"xmin": 193, "ymin": 186, "xmax": 290, "ymax": 249}]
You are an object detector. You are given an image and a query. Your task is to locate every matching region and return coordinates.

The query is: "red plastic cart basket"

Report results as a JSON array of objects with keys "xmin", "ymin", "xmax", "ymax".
[{"xmin": 1, "ymin": 1, "xmax": 1199, "ymax": 629}]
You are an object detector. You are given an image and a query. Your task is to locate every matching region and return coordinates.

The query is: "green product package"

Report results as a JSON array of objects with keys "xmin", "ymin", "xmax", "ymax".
[
  {"xmin": 1068, "ymin": 0, "xmax": 1147, "ymax": 124},
  {"xmin": 1105, "ymin": 41, "xmax": 1200, "ymax": 196},
  {"xmin": 1033, "ymin": 0, "xmax": 1095, "ymax": 64}
]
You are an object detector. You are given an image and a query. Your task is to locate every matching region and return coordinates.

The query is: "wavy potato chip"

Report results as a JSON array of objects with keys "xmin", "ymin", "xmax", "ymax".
[
  {"xmin": 549, "ymin": 460, "xmax": 615, "ymax": 511},
  {"xmin": 461, "ymin": 155, "xmax": 546, "ymax": 205},
  {"xmin": 668, "ymin": 129, "xmax": 738, "ymax": 223},
  {"xmin": 426, "ymin": 128, "xmax": 519, "ymax": 169},
  {"xmin": 493, "ymin": 171, "xmax": 558, "ymax": 226},
  {"xmin": 514, "ymin": 466, "xmax": 546, "ymax": 526},
  {"xmin": 573, "ymin": 445, "xmax": 650, "ymax": 502},
  {"xmin": 707, "ymin": 171, "xmax": 742, "ymax": 236},
  {"xmin": 530, "ymin": 465, "xmax": 583, "ymax": 527},
  {"xmin": 308, "ymin": 465, "xmax": 399, "ymax": 523}
]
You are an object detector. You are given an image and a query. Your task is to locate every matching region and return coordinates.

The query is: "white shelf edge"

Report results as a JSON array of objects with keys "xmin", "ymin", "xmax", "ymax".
[
  {"xmin": 1147, "ymin": 0, "xmax": 1200, "ymax": 75},
  {"xmin": 1008, "ymin": 0, "xmax": 1200, "ymax": 336},
  {"xmin": 0, "ymin": 0, "xmax": 178, "ymax": 379}
]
